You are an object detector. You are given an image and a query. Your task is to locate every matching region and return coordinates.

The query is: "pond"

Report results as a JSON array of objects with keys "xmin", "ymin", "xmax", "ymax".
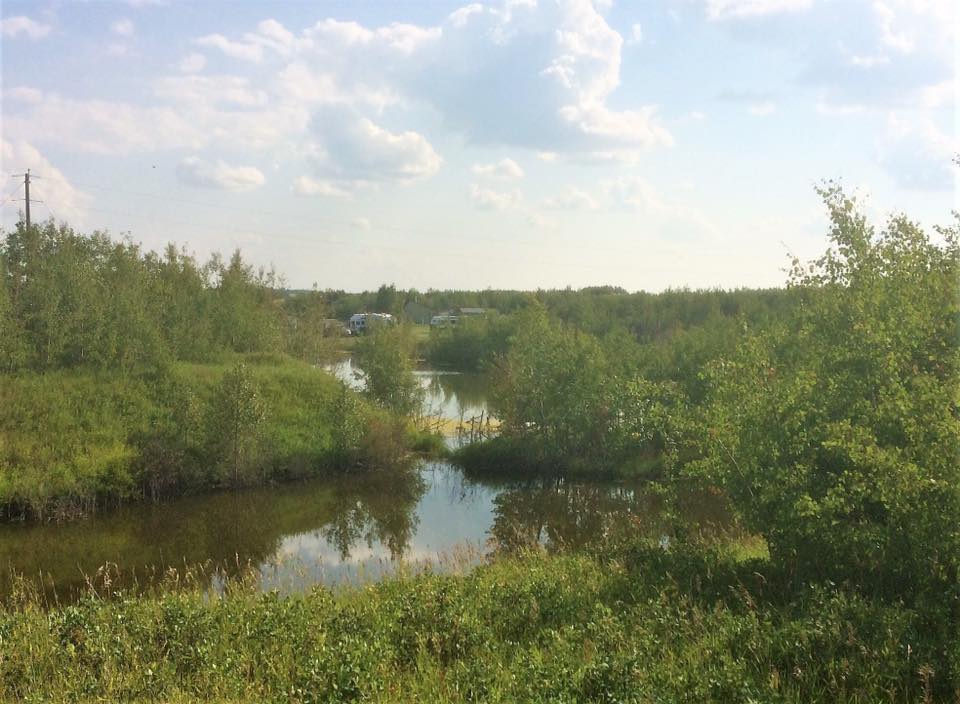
[
  {"xmin": 326, "ymin": 356, "xmax": 491, "ymax": 422},
  {"xmin": 0, "ymin": 365, "xmax": 733, "ymax": 604}
]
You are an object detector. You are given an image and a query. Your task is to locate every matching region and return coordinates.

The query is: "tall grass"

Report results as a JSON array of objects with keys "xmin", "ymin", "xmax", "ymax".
[
  {"xmin": 1, "ymin": 541, "xmax": 955, "ymax": 702},
  {"xmin": 0, "ymin": 354, "xmax": 426, "ymax": 520}
]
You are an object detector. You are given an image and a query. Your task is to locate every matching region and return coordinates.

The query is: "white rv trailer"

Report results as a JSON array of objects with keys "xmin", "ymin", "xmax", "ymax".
[{"xmin": 348, "ymin": 312, "xmax": 395, "ymax": 334}]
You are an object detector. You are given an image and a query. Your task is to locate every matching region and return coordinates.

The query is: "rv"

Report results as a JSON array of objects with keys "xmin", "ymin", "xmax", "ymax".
[{"xmin": 348, "ymin": 312, "xmax": 395, "ymax": 334}]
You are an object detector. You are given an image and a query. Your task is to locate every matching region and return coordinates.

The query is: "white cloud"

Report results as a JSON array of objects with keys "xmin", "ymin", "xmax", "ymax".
[
  {"xmin": 605, "ymin": 175, "xmax": 718, "ymax": 240},
  {"xmin": 748, "ymin": 101, "xmax": 776, "ymax": 115},
  {"xmin": 304, "ymin": 18, "xmax": 442, "ymax": 54},
  {"xmin": 306, "ymin": 107, "xmax": 442, "ymax": 187},
  {"xmin": 873, "ymin": 1, "xmax": 915, "ymax": 53},
  {"xmin": 0, "ymin": 140, "xmax": 90, "ymax": 225},
  {"xmin": 351, "ymin": 217, "xmax": 371, "ymax": 230},
  {"xmin": 111, "ymin": 18, "xmax": 134, "ymax": 36},
  {"xmin": 705, "ymin": 0, "xmax": 813, "ymax": 21},
  {"xmin": 879, "ymin": 114, "xmax": 957, "ymax": 191},
  {"xmin": 176, "ymin": 157, "xmax": 266, "ymax": 191},
  {"xmin": 155, "ymin": 75, "xmax": 268, "ymax": 107},
  {"xmin": 4, "ymin": 86, "xmax": 44, "ymax": 104},
  {"xmin": 194, "ymin": 33, "xmax": 264, "ymax": 63},
  {"xmin": 849, "ymin": 53, "xmax": 891, "ymax": 68},
  {"xmin": 0, "ymin": 16, "xmax": 52, "ymax": 40},
  {"xmin": 257, "ymin": 18, "xmax": 295, "ymax": 48},
  {"xmin": 292, "ymin": 176, "xmax": 354, "ymax": 197},
  {"xmin": 469, "ymin": 184, "xmax": 521, "ymax": 210},
  {"xmin": 164, "ymin": 4, "xmax": 671, "ymax": 163},
  {"xmin": 178, "ymin": 52, "xmax": 207, "ymax": 74},
  {"xmin": 544, "ymin": 186, "xmax": 600, "ymax": 210},
  {"xmin": 605, "ymin": 175, "xmax": 664, "ymax": 211},
  {"xmin": 408, "ymin": 0, "xmax": 673, "ymax": 156},
  {"xmin": 471, "ymin": 158, "xmax": 524, "ymax": 179},
  {"xmin": 918, "ymin": 79, "xmax": 954, "ymax": 109},
  {"xmin": 449, "ymin": 3, "xmax": 484, "ymax": 27},
  {"xmin": 3, "ymin": 94, "xmax": 203, "ymax": 154},
  {"xmin": 275, "ymin": 62, "xmax": 399, "ymax": 110},
  {"xmin": 628, "ymin": 23, "xmax": 643, "ymax": 44}
]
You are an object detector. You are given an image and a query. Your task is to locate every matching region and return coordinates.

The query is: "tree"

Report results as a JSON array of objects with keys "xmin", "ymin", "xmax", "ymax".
[
  {"xmin": 205, "ymin": 363, "xmax": 267, "ymax": 487},
  {"xmin": 693, "ymin": 185, "xmax": 960, "ymax": 600},
  {"xmin": 490, "ymin": 308, "xmax": 616, "ymax": 465},
  {"xmin": 353, "ymin": 325, "xmax": 423, "ymax": 416}
]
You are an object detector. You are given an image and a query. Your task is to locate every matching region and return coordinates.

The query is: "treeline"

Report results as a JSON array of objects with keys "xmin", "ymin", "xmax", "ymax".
[
  {"xmin": 0, "ymin": 220, "xmax": 336, "ymax": 373},
  {"xmin": 320, "ymin": 284, "xmax": 791, "ymax": 339}
]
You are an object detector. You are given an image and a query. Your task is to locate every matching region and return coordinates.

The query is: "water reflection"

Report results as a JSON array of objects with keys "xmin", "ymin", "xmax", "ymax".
[
  {"xmin": 486, "ymin": 480, "xmax": 734, "ymax": 554},
  {"xmin": 0, "ymin": 466, "xmax": 432, "ymax": 602},
  {"xmin": 0, "ymin": 461, "xmax": 733, "ymax": 604},
  {"xmin": 325, "ymin": 357, "xmax": 490, "ymax": 422}
]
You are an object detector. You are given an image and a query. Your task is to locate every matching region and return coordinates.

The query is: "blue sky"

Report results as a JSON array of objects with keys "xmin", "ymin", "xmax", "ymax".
[{"xmin": 1, "ymin": 0, "xmax": 955, "ymax": 291}]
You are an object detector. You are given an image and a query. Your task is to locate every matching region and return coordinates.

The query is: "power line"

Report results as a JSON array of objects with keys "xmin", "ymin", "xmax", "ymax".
[
  {"xmin": 34, "ymin": 196, "xmax": 657, "ymax": 277},
  {"xmin": 29, "ymin": 170, "xmax": 666, "ymax": 258}
]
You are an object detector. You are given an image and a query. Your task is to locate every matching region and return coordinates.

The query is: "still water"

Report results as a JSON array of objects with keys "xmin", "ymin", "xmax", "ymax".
[
  {"xmin": 326, "ymin": 357, "xmax": 492, "ymax": 423},
  {"xmin": 0, "ymin": 366, "xmax": 730, "ymax": 603}
]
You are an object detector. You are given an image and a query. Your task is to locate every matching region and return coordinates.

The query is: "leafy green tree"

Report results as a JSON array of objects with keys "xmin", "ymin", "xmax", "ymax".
[
  {"xmin": 284, "ymin": 288, "xmax": 337, "ymax": 364},
  {"xmin": 0, "ymin": 253, "xmax": 27, "ymax": 371},
  {"xmin": 205, "ymin": 363, "xmax": 267, "ymax": 487},
  {"xmin": 354, "ymin": 325, "xmax": 423, "ymax": 415},
  {"xmin": 491, "ymin": 308, "xmax": 617, "ymax": 466},
  {"xmin": 693, "ymin": 185, "xmax": 960, "ymax": 599},
  {"xmin": 374, "ymin": 283, "xmax": 401, "ymax": 316}
]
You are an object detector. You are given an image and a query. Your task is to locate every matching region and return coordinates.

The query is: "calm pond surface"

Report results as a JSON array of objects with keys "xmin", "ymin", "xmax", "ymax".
[
  {"xmin": 327, "ymin": 356, "xmax": 492, "ymax": 424},
  {"xmin": 0, "ymin": 366, "xmax": 731, "ymax": 603}
]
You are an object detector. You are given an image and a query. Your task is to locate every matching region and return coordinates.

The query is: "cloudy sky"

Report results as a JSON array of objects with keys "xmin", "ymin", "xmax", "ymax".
[{"xmin": 0, "ymin": 0, "xmax": 955, "ymax": 291}]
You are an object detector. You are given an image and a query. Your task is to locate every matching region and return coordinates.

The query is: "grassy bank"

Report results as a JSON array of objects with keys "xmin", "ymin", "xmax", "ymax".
[
  {"xmin": 0, "ymin": 354, "xmax": 429, "ymax": 520},
  {"xmin": 1, "ymin": 541, "xmax": 956, "ymax": 702}
]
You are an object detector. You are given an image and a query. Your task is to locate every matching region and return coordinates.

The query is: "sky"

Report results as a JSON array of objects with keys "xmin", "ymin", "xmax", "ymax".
[{"xmin": 0, "ymin": 0, "xmax": 956, "ymax": 292}]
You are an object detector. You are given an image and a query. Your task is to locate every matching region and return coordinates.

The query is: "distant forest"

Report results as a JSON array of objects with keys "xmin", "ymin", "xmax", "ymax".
[{"xmin": 1, "ymin": 217, "xmax": 798, "ymax": 374}]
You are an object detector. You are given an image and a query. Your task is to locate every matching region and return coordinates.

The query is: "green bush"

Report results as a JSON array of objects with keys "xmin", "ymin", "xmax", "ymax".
[
  {"xmin": 0, "ymin": 355, "xmax": 420, "ymax": 518},
  {"xmin": 354, "ymin": 325, "xmax": 423, "ymax": 416},
  {"xmin": 1, "ymin": 544, "xmax": 955, "ymax": 702},
  {"xmin": 692, "ymin": 186, "xmax": 960, "ymax": 603}
]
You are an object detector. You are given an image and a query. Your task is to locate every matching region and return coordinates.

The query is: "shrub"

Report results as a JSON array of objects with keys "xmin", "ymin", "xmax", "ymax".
[{"xmin": 692, "ymin": 186, "xmax": 960, "ymax": 603}]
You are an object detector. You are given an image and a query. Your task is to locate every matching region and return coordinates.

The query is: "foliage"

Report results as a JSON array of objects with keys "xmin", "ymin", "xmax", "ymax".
[
  {"xmin": 0, "ymin": 221, "xmax": 331, "ymax": 372},
  {"xmin": 1, "ymin": 542, "xmax": 956, "ymax": 702},
  {"xmin": 490, "ymin": 308, "xmax": 615, "ymax": 467},
  {"xmin": 425, "ymin": 312, "xmax": 516, "ymax": 371},
  {"xmin": 691, "ymin": 185, "xmax": 960, "ymax": 601},
  {"xmin": 0, "ymin": 355, "xmax": 419, "ymax": 519},
  {"xmin": 354, "ymin": 325, "xmax": 424, "ymax": 416},
  {"xmin": 204, "ymin": 362, "xmax": 267, "ymax": 487},
  {"xmin": 484, "ymin": 308, "xmax": 686, "ymax": 475}
]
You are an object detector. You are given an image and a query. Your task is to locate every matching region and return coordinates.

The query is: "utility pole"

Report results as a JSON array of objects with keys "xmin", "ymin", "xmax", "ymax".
[{"xmin": 24, "ymin": 170, "xmax": 31, "ymax": 229}]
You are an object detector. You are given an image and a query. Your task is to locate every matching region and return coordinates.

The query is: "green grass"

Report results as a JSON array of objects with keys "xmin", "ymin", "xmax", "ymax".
[
  {"xmin": 1, "ymin": 541, "xmax": 954, "ymax": 703},
  {"xmin": 0, "ymin": 355, "xmax": 421, "ymax": 519}
]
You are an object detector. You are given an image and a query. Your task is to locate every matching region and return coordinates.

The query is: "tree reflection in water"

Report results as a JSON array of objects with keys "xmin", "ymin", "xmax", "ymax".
[
  {"xmin": 0, "ymin": 464, "xmax": 426, "ymax": 603},
  {"xmin": 488, "ymin": 479, "xmax": 733, "ymax": 555}
]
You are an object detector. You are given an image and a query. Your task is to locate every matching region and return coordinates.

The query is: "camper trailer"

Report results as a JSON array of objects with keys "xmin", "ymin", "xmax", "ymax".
[{"xmin": 348, "ymin": 312, "xmax": 395, "ymax": 334}]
